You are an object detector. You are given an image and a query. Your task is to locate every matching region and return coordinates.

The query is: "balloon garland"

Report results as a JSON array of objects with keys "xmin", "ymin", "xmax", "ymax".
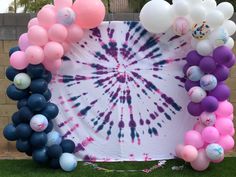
[
  {"xmin": 2, "ymin": 0, "xmax": 236, "ymax": 173},
  {"xmin": 140, "ymin": 0, "xmax": 235, "ymax": 172}
]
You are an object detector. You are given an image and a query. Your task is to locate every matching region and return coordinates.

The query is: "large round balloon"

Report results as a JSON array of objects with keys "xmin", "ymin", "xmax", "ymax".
[
  {"xmin": 30, "ymin": 132, "xmax": 48, "ymax": 148},
  {"xmin": 59, "ymin": 153, "xmax": 77, "ymax": 172},
  {"xmin": 15, "ymin": 123, "xmax": 32, "ymax": 139},
  {"xmin": 6, "ymin": 84, "xmax": 29, "ymax": 101},
  {"xmin": 13, "ymin": 73, "xmax": 31, "ymax": 90},
  {"xmin": 200, "ymin": 74, "xmax": 217, "ymax": 91},
  {"xmin": 30, "ymin": 79, "xmax": 48, "ymax": 93},
  {"xmin": 46, "ymin": 131, "xmax": 62, "ymax": 147},
  {"xmin": 26, "ymin": 64, "xmax": 45, "ymax": 79},
  {"xmin": 19, "ymin": 106, "xmax": 34, "ymax": 122},
  {"xmin": 206, "ymin": 143, "xmax": 224, "ymax": 161},
  {"xmin": 30, "ymin": 114, "xmax": 48, "ymax": 132},
  {"xmin": 27, "ymin": 94, "xmax": 47, "ymax": 112},
  {"xmin": 60, "ymin": 139, "xmax": 75, "ymax": 153},
  {"xmin": 3, "ymin": 123, "xmax": 17, "ymax": 141},
  {"xmin": 41, "ymin": 102, "xmax": 59, "ymax": 120}
]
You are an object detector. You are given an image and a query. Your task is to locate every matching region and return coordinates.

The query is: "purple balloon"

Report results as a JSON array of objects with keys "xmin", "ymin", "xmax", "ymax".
[
  {"xmin": 183, "ymin": 63, "xmax": 191, "ymax": 75},
  {"xmin": 187, "ymin": 102, "xmax": 203, "ymax": 116},
  {"xmin": 224, "ymin": 55, "xmax": 235, "ymax": 68},
  {"xmin": 199, "ymin": 56, "xmax": 216, "ymax": 73},
  {"xmin": 214, "ymin": 65, "xmax": 229, "ymax": 81},
  {"xmin": 201, "ymin": 96, "xmax": 219, "ymax": 112},
  {"xmin": 185, "ymin": 80, "xmax": 200, "ymax": 91},
  {"xmin": 213, "ymin": 46, "xmax": 233, "ymax": 64},
  {"xmin": 186, "ymin": 50, "xmax": 203, "ymax": 65},
  {"xmin": 209, "ymin": 84, "xmax": 230, "ymax": 101}
]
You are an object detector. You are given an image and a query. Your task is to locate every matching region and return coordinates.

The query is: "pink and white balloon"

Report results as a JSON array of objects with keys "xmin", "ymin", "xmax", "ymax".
[
  {"xmin": 188, "ymin": 86, "xmax": 206, "ymax": 103},
  {"xmin": 200, "ymin": 112, "xmax": 216, "ymax": 126},
  {"xmin": 30, "ymin": 114, "xmax": 48, "ymax": 132}
]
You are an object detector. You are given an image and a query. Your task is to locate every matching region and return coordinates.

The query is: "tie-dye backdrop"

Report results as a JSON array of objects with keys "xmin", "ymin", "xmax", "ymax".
[{"xmin": 49, "ymin": 21, "xmax": 197, "ymax": 161}]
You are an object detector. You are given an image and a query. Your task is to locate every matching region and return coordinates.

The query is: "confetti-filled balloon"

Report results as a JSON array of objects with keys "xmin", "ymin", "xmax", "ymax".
[
  {"xmin": 200, "ymin": 112, "xmax": 216, "ymax": 126},
  {"xmin": 187, "ymin": 66, "xmax": 204, "ymax": 82},
  {"xmin": 188, "ymin": 86, "xmax": 206, "ymax": 103},
  {"xmin": 172, "ymin": 17, "xmax": 190, "ymax": 36},
  {"xmin": 57, "ymin": 7, "xmax": 76, "ymax": 26},
  {"xmin": 205, "ymin": 143, "xmax": 224, "ymax": 161},
  {"xmin": 30, "ymin": 114, "xmax": 48, "ymax": 132},
  {"xmin": 192, "ymin": 23, "xmax": 210, "ymax": 40},
  {"xmin": 200, "ymin": 74, "xmax": 217, "ymax": 91},
  {"xmin": 209, "ymin": 27, "xmax": 229, "ymax": 48}
]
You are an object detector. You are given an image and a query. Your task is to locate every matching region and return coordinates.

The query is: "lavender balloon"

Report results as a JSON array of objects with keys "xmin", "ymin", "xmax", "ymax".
[
  {"xmin": 187, "ymin": 66, "xmax": 204, "ymax": 82},
  {"xmin": 199, "ymin": 57, "xmax": 216, "ymax": 73},
  {"xmin": 186, "ymin": 50, "xmax": 202, "ymax": 66},
  {"xmin": 213, "ymin": 46, "xmax": 233, "ymax": 64},
  {"xmin": 185, "ymin": 80, "xmax": 200, "ymax": 91},
  {"xmin": 201, "ymin": 96, "xmax": 219, "ymax": 113},
  {"xmin": 225, "ymin": 55, "xmax": 235, "ymax": 68},
  {"xmin": 214, "ymin": 65, "xmax": 229, "ymax": 82},
  {"xmin": 187, "ymin": 102, "xmax": 203, "ymax": 116},
  {"xmin": 209, "ymin": 84, "xmax": 230, "ymax": 101},
  {"xmin": 200, "ymin": 74, "xmax": 217, "ymax": 91}
]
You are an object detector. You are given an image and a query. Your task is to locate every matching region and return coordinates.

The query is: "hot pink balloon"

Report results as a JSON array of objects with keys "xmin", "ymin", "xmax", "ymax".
[
  {"xmin": 181, "ymin": 145, "xmax": 198, "ymax": 162},
  {"xmin": 28, "ymin": 25, "xmax": 48, "ymax": 46},
  {"xmin": 44, "ymin": 42, "xmax": 64, "ymax": 60},
  {"xmin": 37, "ymin": 7, "xmax": 56, "ymax": 29},
  {"xmin": 215, "ymin": 101, "xmax": 234, "ymax": 117},
  {"xmin": 175, "ymin": 144, "xmax": 184, "ymax": 158},
  {"xmin": 184, "ymin": 130, "xmax": 204, "ymax": 149},
  {"xmin": 10, "ymin": 51, "xmax": 28, "ymax": 70},
  {"xmin": 54, "ymin": 0, "xmax": 72, "ymax": 10},
  {"xmin": 43, "ymin": 58, "xmax": 62, "ymax": 73},
  {"xmin": 67, "ymin": 24, "xmax": 84, "ymax": 43},
  {"xmin": 215, "ymin": 118, "xmax": 233, "ymax": 135},
  {"xmin": 202, "ymin": 126, "xmax": 220, "ymax": 143},
  {"xmin": 193, "ymin": 122, "xmax": 206, "ymax": 133},
  {"xmin": 230, "ymin": 128, "xmax": 235, "ymax": 136},
  {"xmin": 28, "ymin": 18, "xmax": 39, "ymax": 29},
  {"xmin": 217, "ymin": 135, "xmax": 235, "ymax": 152},
  {"xmin": 73, "ymin": 0, "xmax": 105, "ymax": 29},
  {"xmin": 217, "ymin": 114, "xmax": 234, "ymax": 120},
  {"xmin": 25, "ymin": 46, "xmax": 44, "ymax": 65},
  {"xmin": 18, "ymin": 33, "xmax": 30, "ymax": 51},
  {"xmin": 190, "ymin": 149, "xmax": 210, "ymax": 171},
  {"xmin": 48, "ymin": 24, "xmax": 68, "ymax": 42}
]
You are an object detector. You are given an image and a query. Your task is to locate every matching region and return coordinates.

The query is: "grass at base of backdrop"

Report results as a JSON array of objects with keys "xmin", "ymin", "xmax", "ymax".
[{"xmin": 0, "ymin": 158, "xmax": 236, "ymax": 177}]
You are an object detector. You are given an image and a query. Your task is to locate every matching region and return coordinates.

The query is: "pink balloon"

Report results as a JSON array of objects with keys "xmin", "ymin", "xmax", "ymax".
[
  {"xmin": 217, "ymin": 135, "xmax": 235, "ymax": 152},
  {"xmin": 61, "ymin": 42, "xmax": 70, "ymax": 53},
  {"xmin": 172, "ymin": 17, "xmax": 190, "ymax": 36},
  {"xmin": 215, "ymin": 118, "xmax": 233, "ymax": 135},
  {"xmin": 42, "ymin": 4, "xmax": 56, "ymax": 11},
  {"xmin": 215, "ymin": 101, "xmax": 234, "ymax": 117},
  {"xmin": 28, "ymin": 26, "xmax": 48, "ymax": 46},
  {"xmin": 18, "ymin": 33, "xmax": 30, "ymax": 51},
  {"xmin": 43, "ymin": 58, "xmax": 62, "ymax": 73},
  {"xmin": 202, "ymin": 126, "xmax": 220, "ymax": 143},
  {"xmin": 54, "ymin": 0, "xmax": 72, "ymax": 10},
  {"xmin": 181, "ymin": 145, "xmax": 198, "ymax": 162},
  {"xmin": 10, "ymin": 51, "xmax": 28, "ymax": 70},
  {"xmin": 28, "ymin": 18, "xmax": 39, "ymax": 29},
  {"xmin": 48, "ymin": 24, "xmax": 68, "ymax": 42},
  {"xmin": 184, "ymin": 130, "xmax": 204, "ymax": 149},
  {"xmin": 175, "ymin": 144, "xmax": 184, "ymax": 158},
  {"xmin": 37, "ymin": 8, "xmax": 56, "ymax": 29},
  {"xmin": 230, "ymin": 128, "xmax": 235, "ymax": 136},
  {"xmin": 44, "ymin": 42, "xmax": 64, "ymax": 60},
  {"xmin": 193, "ymin": 122, "xmax": 206, "ymax": 133},
  {"xmin": 25, "ymin": 46, "xmax": 44, "ymax": 65},
  {"xmin": 67, "ymin": 24, "xmax": 84, "ymax": 43},
  {"xmin": 190, "ymin": 149, "xmax": 210, "ymax": 171},
  {"xmin": 73, "ymin": 0, "xmax": 105, "ymax": 29}
]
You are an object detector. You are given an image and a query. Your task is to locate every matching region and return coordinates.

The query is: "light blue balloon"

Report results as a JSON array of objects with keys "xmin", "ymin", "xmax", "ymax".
[
  {"xmin": 200, "ymin": 74, "xmax": 218, "ymax": 91},
  {"xmin": 206, "ymin": 143, "xmax": 224, "ymax": 161},
  {"xmin": 59, "ymin": 153, "xmax": 77, "ymax": 172},
  {"xmin": 187, "ymin": 66, "xmax": 204, "ymax": 81},
  {"xmin": 46, "ymin": 131, "xmax": 62, "ymax": 147}
]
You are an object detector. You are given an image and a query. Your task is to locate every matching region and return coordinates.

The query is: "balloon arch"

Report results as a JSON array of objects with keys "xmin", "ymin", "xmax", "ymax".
[{"xmin": 3, "ymin": 0, "xmax": 236, "ymax": 172}]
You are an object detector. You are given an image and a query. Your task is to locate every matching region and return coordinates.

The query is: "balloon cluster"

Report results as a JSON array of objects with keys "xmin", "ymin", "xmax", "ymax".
[
  {"xmin": 3, "ymin": 0, "xmax": 106, "ymax": 172},
  {"xmin": 140, "ymin": 0, "xmax": 235, "ymax": 172}
]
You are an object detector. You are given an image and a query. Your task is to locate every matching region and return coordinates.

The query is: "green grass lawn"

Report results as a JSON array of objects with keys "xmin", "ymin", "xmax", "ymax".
[{"xmin": 0, "ymin": 158, "xmax": 236, "ymax": 177}]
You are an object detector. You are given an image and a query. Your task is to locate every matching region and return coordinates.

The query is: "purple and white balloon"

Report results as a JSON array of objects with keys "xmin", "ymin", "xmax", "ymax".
[
  {"xmin": 200, "ymin": 74, "xmax": 217, "ymax": 91},
  {"xmin": 188, "ymin": 86, "xmax": 206, "ymax": 103},
  {"xmin": 200, "ymin": 112, "xmax": 216, "ymax": 126},
  {"xmin": 205, "ymin": 143, "xmax": 224, "ymax": 161},
  {"xmin": 30, "ymin": 114, "xmax": 48, "ymax": 132},
  {"xmin": 187, "ymin": 66, "xmax": 204, "ymax": 82}
]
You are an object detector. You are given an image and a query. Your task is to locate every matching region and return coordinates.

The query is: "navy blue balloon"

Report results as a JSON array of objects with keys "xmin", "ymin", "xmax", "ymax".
[
  {"xmin": 60, "ymin": 140, "xmax": 75, "ymax": 153},
  {"xmin": 32, "ymin": 148, "xmax": 49, "ymax": 164},
  {"xmin": 41, "ymin": 103, "xmax": 59, "ymax": 120},
  {"xmin": 11, "ymin": 112, "xmax": 22, "ymax": 126},
  {"xmin": 30, "ymin": 132, "xmax": 47, "ymax": 148},
  {"xmin": 42, "ymin": 89, "xmax": 52, "ymax": 101},
  {"xmin": 44, "ymin": 121, "xmax": 53, "ymax": 133},
  {"xmin": 42, "ymin": 70, "xmax": 52, "ymax": 83},
  {"xmin": 5, "ymin": 66, "xmax": 21, "ymax": 81},
  {"xmin": 28, "ymin": 94, "xmax": 47, "ymax": 112},
  {"xmin": 47, "ymin": 145, "xmax": 63, "ymax": 159},
  {"xmin": 16, "ymin": 123, "xmax": 32, "ymax": 139},
  {"xmin": 16, "ymin": 139, "xmax": 31, "ymax": 152},
  {"xmin": 17, "ymin": 99, "xmax": 28, "ymax": 109},
  {"xmin": 30, "ymin": 79, "xmax": 48, "ymax": 93},
  {"xmin": 26, "ymin": 64, "xmax": 45, "ymax": 79},
  {"xmin": 9, "ymin": 46, "xmax": 20, "ymax": 57},
  {"xmin": 25, "ymin": 149, "xmax": 33, "ymax": 156},
  {"xmin": 3, "ymin": 123, "xmax": 17, "ymax": 141},
  {"xmin": 19, "ymin": 106, "xmax": 33, "ymax": 122},
  {"xmin": 6, "ymin": 84, "xmax": 29, "ymax": 101},
  {"xmin": 50, "ymin": 158, "xmax": 61, "ymax": 169}
]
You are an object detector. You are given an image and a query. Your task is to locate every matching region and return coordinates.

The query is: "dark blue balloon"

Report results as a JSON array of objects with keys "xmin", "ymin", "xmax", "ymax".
[
  {"xmin": 16, "ymin": 139, "xmax": 31, "ymax": 152},
  {"xmin": 9, "ymin": 46, "xmax": 20, "ymax": 57},
  {"xmin": 60, "ymin": 140, "xmax": 75, "ymax": 153},
  {"xmin": 11, "ymin": 112, "xmax": 22, "ymax": 126},
  {"xmin": 25, "ymin": 149, "xmax": 33, "ymax": 157},
  {"xmin": 5, "ymin": 66, "xmax": 21, "ymax": 81},
  {"xmin": 30, "ymin": 132, "xmax": 47, "ymax": 148},
  {"xmin": 47, "ymin": 144, "xmax": 63, "ymax": 159},
  {"xmin": 6, "ymin": 84, "xmax": 29, "ymax": 101},
  {"xmin": 28, "ymin": 94, "xmax": 47, "ymax": 112},
  {"xmin": 16, "ymin": 123, "xmax": 32, "ymax": 139},
  {"xmin": 19, "ymin": 106, "xmax": 33, "ymax": 122},
  {"xmin": 42, "ymin": 89, "xmax": 52, "ymax": 101},
  {"xmin": 3, "ymin": 123, "xmax": 17, "ymax": 141},
  {"xmin": 30, "ymin": 79, "xmax": 48, "ymax": 93},
  {"xmin": 42, "ymin": 70, "xmax": 52, "ymax": 83},
  {"xmin": 26, "ymin": 64, "xmax": 45, "ymax": 79},
  {"xmin": 44, "ymin": 121, "xmax": 53, "ymax": 133},
  {"xmin": 41, "ymin": 103, "xmax": 59, "ymax": 120},
  {"xmin": 50, "ymin": 158, "xmax": 60, "ymax": 169},
  {"xmin": 17, "ymin": 99, "xmax": 28, "ymax": 109},
  {"xmin": 32, "ymin": 148, "xmax": 49, "ymax": 164}
]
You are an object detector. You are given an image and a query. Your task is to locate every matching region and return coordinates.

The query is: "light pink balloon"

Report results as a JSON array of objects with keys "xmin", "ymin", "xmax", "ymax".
[
  {"xmin": 44, "ymin": 42, "xmax": 64, "ymax": 60},
  {"xmin": 48, "ymin": 24, "xmax": 68, "ymax": 42},
  {"xmin": 215, "ymin": 101, "xmax": 234, "ymax": 117},
  {"xmin": 25, "ymin": 46, "xmax": 44, "ymax": 65},
  {"xmin": 217, "ymin": 135, "xmax": 235, "ymax": 152},
  {"xmin": 73, "ymin": 0, "xmax": 105, "ymax": 29},
  {"xmin": 190, "ymin": 149, "xmax": 210, "ymax": 171},
  {"xmin": 67, "ymin": 24, "xmax": 84, "ymax": 43},
  {"xmin": 215, "ymin": 118, "xmax": 233, "ymax": 135},
  {"xmin": 10, "ymin": 51, "xmax": 28, "ymax": 70},
  {"xmin": 202, "ymin": 126, "xmax": 220, "ymax": 143},
  {"xmin": 43, "ymin": 58, "xmax": 62, "ymax": 73},
  {"xmin": 54, "ymin": 0, "xmax": 72, "ymax": 10},
  {"xmin": 18, "ymin": 33, "xmax": 30, "ymax": 51},
  {"xmin": 37, "ymin": 8, "xmax": 56, "ymax": 29},
  {"xmin": 28, "ymin": 18, "xmax": 39, "ymax": 29},
  {"xmin": 172, "ymin": 17, "xmax": 190, "ymax": 36},
  {"xmin": 193, "ymin": 122, "xmax": 206, "ymax": 133},
  {"xmin": 175, "ymin": 144, "xmax": 184, "ymax": 158},
  {"xmin": 184, "ymin": 130, "xmax": 204, "ymax": 149},
  {"xmin": 42, "ymin": 4, "xmax": 56, "ymax": 11},
  {"xmin": 181, "ymin": 145, "xmax": 198, "ymax": 162},
  {"xmin": 28, "ymin": 25, "xmax": 48, "ymax": 46},
  {"xmin": 61, "ymin": 42, "xmax": 70, "ymax": 53}
]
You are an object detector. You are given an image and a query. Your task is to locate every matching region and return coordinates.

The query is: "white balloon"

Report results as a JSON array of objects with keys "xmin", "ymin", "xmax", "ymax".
[
  {"xmin": 190, "ymin": 5, "xmax": 206, "ymax": 24},
  {"xmin": 202, "ymin": 0, "xmax": 217, "ymax": 9},
  {"xmin": 59, "ymin": 153, "xmax": 77, "ymax": 172},
  {"xmin": 13, "ymin": 73, "xmax": 31, "ymax": 90},
  {"xmin": 217, "ymin": 2, "xmax": 234, "ymax": 20},
  {"xmin": 173, "ymin": 0, "xmax": 190, "ymax": 16},
  {"xmin": 188, "ymin": 0, "xmax": 202, "ymax": 4},
  {"xmin": 196, "ymin": 39, "xmax": 213, "ymax": 56},
  {"xmin": 223, "ymin": 20, "xmax": 236, "ymax": 36},
  {"xmin": 206, "ymin": 10, "xmax": 224, "ymax": 28},
  {"xmin": 209, "ymin": 27, "xmax": 229, "ymax": 48},
  {"xmin": 140, "ymin": 0, "xmax": 174, "ymax": 34},
  {"xmin": 225, "ymin": 37, "xmax": 234, "ymax": 49}
]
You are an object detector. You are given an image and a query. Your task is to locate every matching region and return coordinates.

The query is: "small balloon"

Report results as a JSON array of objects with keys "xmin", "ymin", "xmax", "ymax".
[
  {"xmin": 30, "ymin": 79, "xmax": 48, "ymax": 94},
  {"xmin": 32, "ymin": 147, "xmax": 49, "ymax": 164},
  {"xmin": 187, "ymin": 66, "xmax": 204, "ymax": 82},
  {"xmin": 190, "ymin": 149, "xmax": 210, "ymax": 171},
  {"xmin": 15, "ymin": 123, "xmax": 32, "ymax": 139},
  {"xmin": 59, "ymin": 153, "xmax": 77, "ymax": 172},
  {"xmin": 190, "ymin": 5, "xmax": 206, "ymax": 24},
  {"xmin": 188, "ymin": 86, "xmax": 206, "ymax": 103},
  {"xmin": 196, "ymin": 39, "xmax": 213, "ymax": 56},
  {"xmin": 186, "ymin": 50, "xmax": 202, "ymax": 66},
  {"xmin": 37, "ymin": 7, "xmax": 56, "ymax": 29},
  {"xmin": 18, "ymin": 33, "xmax": 30, "ymax": 51},
  {"xmin": 217, "ymin": 135, "xmax": 235, "ymax": 152},
  {"xmin": 46, "ymin": 131, "xmax": 62, "ymax": 147},
  {"xmin": 44, "ymin": 42, "xmax": 64, "ymax": 60},
  {"xmin": 6, "ymin": 84, "xmax": 29, "ymax": 101},
  {"xmin": 209, "ymin": 27, "xmax": 229, "ymax": 48},
  {"xmin": 181, "ymin": 145, "xmax": 198, "ymax": 162},
  {"xmin": 209, "ymin": 83, "xmax": 230, "ymax": 101},
  {"xmin": 184, "ymin": 130, "xmax": 204, "ymax": 149},
  {"xmin": 172, "ymin": 17, "xmax": 190, "ymax": 36},
  {"xmin": 202, "ymin": 126, "xmax": 220, "ymax": 143},
  {"xmin": 217, "ymin": 2, "xmax": 234, "ymax": 20},
  {"xmin": 25, "ymin": 45, "xmax": 44, "ymax": 65},
  {"xmin": 26, "ymin": 64, "xmax": 45, "ymax": 79},
  {"xmin": 28, "ymin": 25, "xmax": 48, "ymax": 46},
  {"xmin": 201, "ymin": 96, "xmax": 219, "ymax": 113},
  {"xmin": 187, "ymin": 102, "xmax": 203, "ymax": 116},
  {"xmin": 200, "ymin": 112, "xmax": 216, "ymax": 126},
  {"xmin": 223, "ymin": 20, "xmax": 236, "ymax": 36},
  {"xmin": 10, "ymin": 51, "xmax": 28, "ymax": 70},
  {"xmin": 67, "ymin": 24, "xmax": 84, "ymax": 43},
  {"xmin": 192, "ymin": 23, "xmax": 210, "ymax": 40},
  {"xmin": 30, "ymin": 132, "xmax": 48, "ymax": 148},
  {"xmin": 206, "ymin": 10, "xmax": 224, "ymax": 28},
  {"xmin": 13, "ymin": 73, "xmax": 31, "ymax": 90},
  {"xmin": 27, "ymin": 94, "xmax": 47, "ymax": 112},
  {"xmin": 213, "ymin": 46, "xmax": 233, "ymax": 65},
  {"xmin": 215, "ymin": 100, "xmax": 234, "ymax": 117},
  {"xmin": 30, "ymin": 114, "xmax": 48, "ymax": 132},
  {"xmin": 41, "ymin": 102, "xmax": 59, "ymax": 120},
  {"xmin": 57, "ymin": 7, "xmax": 76, "ymax": 26},
  {"xmin": 60, "ymin": 139, "xmax": 75, "ymax": 153},
  {"xmin": 200, "ymin": 74, "xmax": 217, "ymax": 91},
  {"xmin": 199, "ymin": 56, "xmax": 216, "ymax": 73},
  {"xmin": 3, "ymin": 123, "xmax": 17, "ymax": 141},
  {"xmin": 215, "ymin": 118, "xmax": 234, "ymax": 136},
  {"xmin": 48, "ymin": 24, "xmax": 68, "ymax": 43},
  {"xmin": 173, "ymin": 0, "xmax": 190, "ymax": 16},
  {"xmin": 19, "ymin": 106, "xmax": 34, "ymax": 123},
  {"xmin": 47, "ymin": 144, "xmax": 63, "ymax": 159}
]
